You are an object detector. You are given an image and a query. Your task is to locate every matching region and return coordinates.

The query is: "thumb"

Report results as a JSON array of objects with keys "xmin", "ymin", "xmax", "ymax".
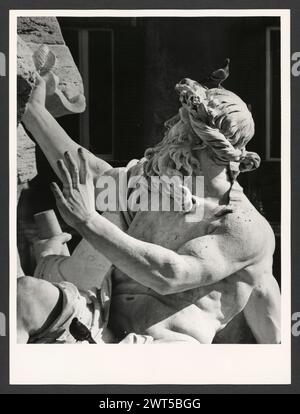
[
  {"xmin": 53, "ymin": 232, "xmax": 72, "ymax": 244},
  {"xmin": 34, "ymin": 71, "xmax": 45, "ymax": 86}
]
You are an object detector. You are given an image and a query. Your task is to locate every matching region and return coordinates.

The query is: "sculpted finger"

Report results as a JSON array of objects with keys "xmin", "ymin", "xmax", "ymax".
[
  {"xmin": 78, "ymin": 148, "xmax": 89, "ymax": 184},
  {"xmin": 54, "ymin": 232, "xmax": 72, "ymax": 243},
  {"xmin": 64, "ymin": 151, "xmax": 80, "ymax": 189},
  {"xmin": 51, "ymin": 182, "xmax": 67, "ymax": 206},
  {"xmin": 57, "ymin": 159, "xmax": 73, "ymax": 192}
]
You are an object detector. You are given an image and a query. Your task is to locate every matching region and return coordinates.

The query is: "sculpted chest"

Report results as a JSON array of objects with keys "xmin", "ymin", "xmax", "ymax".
[{"xmin": 127, "ymin": 209, "xmax": 215, "ymax": 250}]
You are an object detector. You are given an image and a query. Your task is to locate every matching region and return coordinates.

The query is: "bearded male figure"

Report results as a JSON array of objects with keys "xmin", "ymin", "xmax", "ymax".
[{"xmin": 17, "ymin": 63, "xmax": 281, "ymax": 344}]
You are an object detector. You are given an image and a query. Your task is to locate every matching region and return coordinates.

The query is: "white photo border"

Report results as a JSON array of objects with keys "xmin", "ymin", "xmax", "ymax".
[{"xmin": 9, "ymin": 9, "xmax": 291, "ymax": 385}]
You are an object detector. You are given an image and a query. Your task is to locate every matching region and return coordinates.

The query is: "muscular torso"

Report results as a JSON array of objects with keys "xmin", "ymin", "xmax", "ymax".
[{"xmin": 109, "ymin": 195, "xmax": 273, "ymax": 343}]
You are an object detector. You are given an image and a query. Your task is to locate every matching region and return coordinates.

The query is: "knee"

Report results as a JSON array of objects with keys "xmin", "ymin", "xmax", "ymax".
[
  {"xmin": 17, "ymin": 276, "xmax": 57, "ymax": 302},
  {"xmin": 17, "ymin": 276, "xmax": 35, "ymax": 308},
  {"xmin": 17, "ymin": 277, "xmax": 35, "ymax": 334},
  {"xmin": 17, "ymin": 276, "xmax": 42, "ymax": 307},
  {"xmin": 17, "ymin": 276, "xmax": 60, "ymax": 335},
  {"xmin": 18, "ymin": 275, "xmax": 34, "ymax": 290},
  {"xmin": 17, "ymin": 277, "xmax": 37, "ymax": 324}
]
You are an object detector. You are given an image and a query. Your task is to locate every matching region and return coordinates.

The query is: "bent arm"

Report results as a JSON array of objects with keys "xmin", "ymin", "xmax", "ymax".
[
  {"xmin": 23, "ymin": 103, "xmax": 112, "ymax": 183},
  {"xmin": 75, "ymin": 214, "xmax": 249, "ymax": 295},
  {"xmin": 244, "ymin": 275, "xmax": 281, "ymax": 344},
  {"xmin": 51, "ymin": 152, "xmax": 257, "ymax": 295}
]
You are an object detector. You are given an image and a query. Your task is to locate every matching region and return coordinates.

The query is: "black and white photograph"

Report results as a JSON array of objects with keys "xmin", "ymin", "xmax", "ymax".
[{"xmin": 9, "ymin": 9, "xmax": 290, "ymax": 384}]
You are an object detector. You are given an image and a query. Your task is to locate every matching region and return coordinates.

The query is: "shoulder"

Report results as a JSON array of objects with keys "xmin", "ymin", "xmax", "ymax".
[
  {"xmin": 102, "ymin": 158, "xmax": 145, "ymax": 180},
  {"xmin": 210, "ymin": 204, "xmax": 275, "ymax": 260}
]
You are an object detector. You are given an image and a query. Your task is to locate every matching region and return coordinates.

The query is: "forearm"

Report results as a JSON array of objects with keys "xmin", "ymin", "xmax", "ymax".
[
  {"xmin": 76, "ymin": 213, "xmax": 186, "ymax": 294},
  {"xmin": 244, "ymin": 278, "xmax": 281, "ymax": 344},
  {"xmin": 247, "ymin": 310, "xmax": 281, "ymax": 344},
  {"xmin": 36, "ymin": 247, "xmax": 69, "ymax": 262},
  {"xmin": 22, "ymin": 103, "xmax": 112, "ymax": 181}
]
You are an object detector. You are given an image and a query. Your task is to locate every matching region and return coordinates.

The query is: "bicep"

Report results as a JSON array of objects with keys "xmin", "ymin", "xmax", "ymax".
[
  {"xmin": 244, "ymin": 275, "xmax": 281, "ymax": 343},
  {"xmin": 176, "ymin": 233, "xmax": 250, "ymax": 288}
]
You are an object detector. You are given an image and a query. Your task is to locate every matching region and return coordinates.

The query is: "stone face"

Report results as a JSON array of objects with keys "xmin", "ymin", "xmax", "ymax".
[{"xmin": 17, "ymin": 17, "xmax": 64, "ymax": 45}]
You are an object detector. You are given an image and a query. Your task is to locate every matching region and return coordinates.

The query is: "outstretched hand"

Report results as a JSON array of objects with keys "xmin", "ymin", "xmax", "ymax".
[{"xmin": 51, "ymin": 148, "xmax": 97, "ymax": 229}]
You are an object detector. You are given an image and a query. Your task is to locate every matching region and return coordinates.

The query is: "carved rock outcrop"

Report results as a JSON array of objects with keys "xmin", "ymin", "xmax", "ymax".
[
  {"xmin": 17, "ymin": 36, "xmax": 35, "ymax": 125},
  {"xmin": 17, "ymin": 16, "xmax": 86, "ymax": 184}
]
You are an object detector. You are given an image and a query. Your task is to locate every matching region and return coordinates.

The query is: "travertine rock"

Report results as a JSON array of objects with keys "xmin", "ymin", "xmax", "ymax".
[
  {"xmin": 17, "ymin": 36, "xmax": 35, "ymax": 125},
  {"xmin": 17, "ymin": 17, "xmax": 64, "ymax": 45},
  {"xmin": 17, "ymin": 17, "xmax": 86, "ymax": 184},
  {"xmin": 27, "ymin": 42, "xmax": 85, "ymax": 117},
  {"xmin": 17, "ymin": 123, "xmax": 37, "ymax": 183},
  {"xmin": 28, "ymin": 42, "xmax": 84, "ymax": 95}
]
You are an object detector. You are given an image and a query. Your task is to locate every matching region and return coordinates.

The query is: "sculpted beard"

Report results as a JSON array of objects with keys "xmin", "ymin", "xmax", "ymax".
[
  {"xmin": 143, "ymin": 113, "xmax": 203, "ymax": 180},
  {"xmin": 142, "ymin": 115, "xmax": 204, "ymax": 212}
]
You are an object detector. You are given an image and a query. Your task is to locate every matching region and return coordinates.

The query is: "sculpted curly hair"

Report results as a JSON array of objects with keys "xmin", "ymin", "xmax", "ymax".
[{"xmin": 144, "ymin": 79, "xmax": 260, "ymax": 181}]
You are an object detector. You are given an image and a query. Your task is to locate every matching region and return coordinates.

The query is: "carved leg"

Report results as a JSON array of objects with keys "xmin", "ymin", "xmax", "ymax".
[{"xmin": 17, "ymin": 276, "xmax": 62, "ymax": 343}]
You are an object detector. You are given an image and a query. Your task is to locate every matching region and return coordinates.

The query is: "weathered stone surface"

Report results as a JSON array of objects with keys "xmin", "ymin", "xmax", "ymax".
[
  {"xmin": 28, "ymin": 42, "xmax": 84, "ymax": 97},
  {"xmin": 17, "ymin": 36, "xmax": 35, "ymax": 124},
  {"xmin": 17, "ymin": 17, "xmax": 64, "ymax": 45},
  {"xmin": 28, "ymin": 42, "xmax": 86, "ymax": 117},
  {"xmin": 17, "ymin": 17, "xmax": 86, "ymax": 187},
  {"xmin": 17, "ymin": 123, "xmax": 37, "ymax": 183},
  {"xmin": 17, "ymin": 36, "xmax": 37, "ymax": 187},
  {"xmin": 17, "ymin": 17, "xmax": 85, "ymax": 125}
]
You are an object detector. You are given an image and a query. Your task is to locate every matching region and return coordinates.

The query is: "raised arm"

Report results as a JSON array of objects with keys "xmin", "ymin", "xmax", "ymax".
[
  {"xmin": 22, "ymin": 74, "xmax": 112, "ymax": 184},
  {"xmin": 243, "ymin": 275, "xmax": 281, "ymax": 344}
]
